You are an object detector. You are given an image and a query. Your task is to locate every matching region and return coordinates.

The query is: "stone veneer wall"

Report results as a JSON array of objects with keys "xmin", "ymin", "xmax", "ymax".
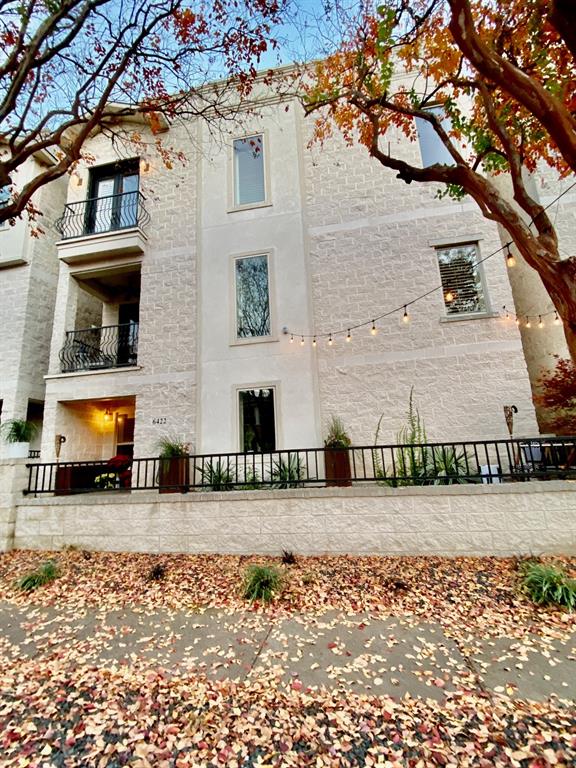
[
  {"xmin": 10, "ymin": 481, "xmax": 576, "ymax": 556},
  {"xmin": 301, "ymin": 112, "xmax": 539, "ymax": 444}
]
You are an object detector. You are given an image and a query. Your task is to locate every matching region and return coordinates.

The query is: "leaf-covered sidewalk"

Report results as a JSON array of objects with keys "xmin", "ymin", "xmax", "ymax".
[{"xmin": 0, "ymin": 550, "xmax": 575, "ymax": 766}]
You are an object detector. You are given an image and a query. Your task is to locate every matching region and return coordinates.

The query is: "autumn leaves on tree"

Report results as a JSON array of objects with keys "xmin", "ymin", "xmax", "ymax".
[
  {"xmin": 0, "ymin": 0, "xmax": 284, "ymax": 224},
  {"xmin": 305, "ymin": 0, "xmax": 576, "ymax": 359}
]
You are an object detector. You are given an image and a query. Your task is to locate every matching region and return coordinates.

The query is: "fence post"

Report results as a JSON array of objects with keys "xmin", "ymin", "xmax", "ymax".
[{"xmin": 0, "ymin": 459, "xmax": 29, "ymax": 551}]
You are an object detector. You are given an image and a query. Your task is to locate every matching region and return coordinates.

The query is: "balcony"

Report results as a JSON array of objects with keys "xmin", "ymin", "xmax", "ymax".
[
  {"xmin": 55, "ymin": 191, "xmax": 149, "ymax": 263},
  {"xmin": 59, "ymin": 323, "xmax": 139, "ymax": 374}
]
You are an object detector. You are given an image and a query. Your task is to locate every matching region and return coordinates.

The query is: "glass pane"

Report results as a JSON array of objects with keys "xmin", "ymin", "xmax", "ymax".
[
  {"xmin": 234, "ymin": 135, "xmax": 265, "ymax": 206},
  {"xmin": 437, "ymin": 244, "xmax": 486, "ymax": 315},
  {"xmin": 415, "ymin": 107, "xmax": 454, "ymax": 167},
  {"xmin": 93, "ymin": 178, "xmax": 114, "ymax": 233},
  {"xmin": 239, "ymin": 389, "xmax": 275, "ymax": 452},
  {"xmin": 119, "ymin": 173, "xmax": 139, "ymax": 228},
  {"xmin": 236, "ymin": 255, "xmax": 270, "ymax": 338}
]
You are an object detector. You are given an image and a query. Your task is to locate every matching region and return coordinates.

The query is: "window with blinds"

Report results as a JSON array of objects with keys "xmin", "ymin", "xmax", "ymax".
[
  {"xmin": 436, "ymin": 243, "xmax": 487, "ymax": 315},
  {"xmin": 233, "ymin": 135, "xmax": 265, "ymax": 206}
]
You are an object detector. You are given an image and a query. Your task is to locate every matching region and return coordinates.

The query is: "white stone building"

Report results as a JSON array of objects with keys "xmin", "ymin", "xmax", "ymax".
[{"xmin": 1, "ymin": 89, "xmax": 572, "ymax": 468}]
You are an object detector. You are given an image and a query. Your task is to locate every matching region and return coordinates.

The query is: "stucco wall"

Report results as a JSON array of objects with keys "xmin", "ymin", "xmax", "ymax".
[{"xmin": 12, "ymin": 481, "xmax": 576, "ymax": 556}]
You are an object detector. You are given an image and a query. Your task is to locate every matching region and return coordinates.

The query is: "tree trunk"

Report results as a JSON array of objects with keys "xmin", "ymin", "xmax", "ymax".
[{"xmin": 537, "ymin": 257, "xmax": 576, "ymax": 362}]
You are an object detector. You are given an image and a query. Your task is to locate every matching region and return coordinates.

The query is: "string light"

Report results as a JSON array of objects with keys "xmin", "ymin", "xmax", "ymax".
[
  {"xmin": 538, "ymin": 315, "xmax": 544, "ymax": 329},
  {"xmin": 312, "ymin": 336, "xmax": 317, "ymax": 346},
  {"xmin": 300, "ymin": 336, "xmax": 305, "ymax": 346},
  {"xmin": 505, "ymin": 244, "xmax": 516, "ymax": 268},
  {"xmin": 285, "ymin": 187, "xmax": 575, "ymax": 345}
]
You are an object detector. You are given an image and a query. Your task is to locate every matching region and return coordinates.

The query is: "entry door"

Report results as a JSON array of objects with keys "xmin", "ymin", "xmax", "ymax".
[{"xmin": 92, "ymin": 177, "xmax": 115, "ymax": 233}]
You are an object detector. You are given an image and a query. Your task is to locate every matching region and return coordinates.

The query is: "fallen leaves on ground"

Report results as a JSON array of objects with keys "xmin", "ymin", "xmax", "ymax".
[
  {"xmin": 0, "ymin": 551, "xmax": 574, "ymax": 641},
  {"xmin": 0, "ymin": 551, "xmax": 575, "ymax": 767}
]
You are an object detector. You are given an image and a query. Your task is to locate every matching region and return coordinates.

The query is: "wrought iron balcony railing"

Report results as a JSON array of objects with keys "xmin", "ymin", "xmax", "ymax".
[
  {"xmin": 55, "ymin": 191, "xmax": 150, "ymax": 240},
  {"xmin": 59, "ymin": 323, "xmax": 139, "ymax": 373}
]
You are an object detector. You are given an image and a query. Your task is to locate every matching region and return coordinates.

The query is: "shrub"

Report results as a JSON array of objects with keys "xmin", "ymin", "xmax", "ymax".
[
  {"xmin": 324, "ymin": 416, "xmax": 352, "ymax": 449},
  {"xmin": 17, "ymin": 560, "xmax": 59, "ymax": 592},
  {"xmin": 199, "ymin": 459, "xmax": 234, "ymax": 490},
  {"xmin": 156, "ymin": 436, "xmax": 190, "ymax": 458},
  {"xmin": 237, "ymin": 468, "xmax": 261, "ymax": 490},
  {"xmin": 0, "ymin": 419, "xmax": 38, "ymax": 443},
  {"xmin": 272, "ymin": 454, "xmax": 304, "ymax": 489},
  {"xmin": 147, "ymin": 562, "xmax": 166, "ymax": 581},
  {"xmin": 243, "ymin": 564, "xmax": 283, "ymax": 603},
  {"xmin": 282, "ymin": 549, "xmax": 297, "ymax": 565},
  {"xmin": 520, "ymin": 561, "xmax": 576, "ymax": 610}
]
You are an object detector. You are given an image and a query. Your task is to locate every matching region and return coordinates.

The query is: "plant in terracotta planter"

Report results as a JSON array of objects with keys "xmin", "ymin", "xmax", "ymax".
[
  {"xmin": 324, "ymin": 416, "xmax": 352, "ymax": 487},
  {"xmin": 156, "ymin": 436, "xmax": 190, "ymax": 493},
  {"xmin": 0, "ymin": 419, "xmax": 39, "ymax": 458}
]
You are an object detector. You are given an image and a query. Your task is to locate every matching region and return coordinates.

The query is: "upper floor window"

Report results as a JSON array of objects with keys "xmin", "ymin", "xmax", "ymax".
[
  {"xmin": 88, "ymin": 159, "xmax": 139, "ymax": 234},
  {"xmin": 415, "ymin": 106, "xmax": 454, "ymax": 167},
  {"xmin": 436, "ymin": 243, "xmax": 487, "ymax": 316},
  {"xmin": 233, "ymin": 135, "xmax": 265, "ymax": 207},
  {"xmin": 235, "ymin": 253, "xmax": 271, "ymax": 339}
]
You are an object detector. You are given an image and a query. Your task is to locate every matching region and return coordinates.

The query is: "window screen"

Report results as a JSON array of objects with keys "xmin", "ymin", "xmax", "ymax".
[
  {"xmin": 415, "ymin": 107, "xmax": 454, "ymax": 167},
  {"xmin": 235, "ymin": 254, "xmax": 270, "ymax": 338},
  {"xmin": 233, "ymin": 135, "xmax": 265, "ymax": 206},
  {"xmin": 436, "ymin": 243, "xmax": 487, "ymax": 315},
  {"xmin": 239, "ymin": 388, "xmax": 275, "ymax": 452}
]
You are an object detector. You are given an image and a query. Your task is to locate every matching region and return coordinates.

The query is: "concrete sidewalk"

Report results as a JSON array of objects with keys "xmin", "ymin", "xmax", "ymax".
[{"xmin": 0, "ymin": 602, "xmax": 574, "ymax": 702}]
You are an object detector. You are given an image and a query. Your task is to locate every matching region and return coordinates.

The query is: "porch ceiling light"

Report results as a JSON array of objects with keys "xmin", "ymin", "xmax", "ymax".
[{"xmin": 103, "ymin": 408, "xmax": 114, "ymax": 423}]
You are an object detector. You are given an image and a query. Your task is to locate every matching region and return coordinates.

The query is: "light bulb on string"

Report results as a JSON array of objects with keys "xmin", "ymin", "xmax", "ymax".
[
  {"xmin": 444, "ymin": 290, "xmax": 455, "ymax": 303},
  {"xmin": 290, "ymin": 334, "xmax": 294, "ymax": 344},
  {"xmin": 346, "ymin": 329, "xmax": 351, "ymax": 342},
  {"xmin": 504, "ymin": 306, "xmax": 510, "ymax": 320},
  {"xmin": 525, "ymin": 316, "xmax": 531, "ymax": 328},
  {"xmin": 300, "ymin": 336, "xmax": 305, "ymax": 346},
  {"xmin": 505, "ymin": 244, "xmax": 516, "ymax": 268},
  {"xmin": 515, "ymin": 316, "xmax": 520, "ymax": 326},
  {"xmin": 370, "ymin": 320, "xmax": 377, "ymax": 336},
  {"xmin": 312, "ymin": 336, "xmax": 317, "ymax": 347},
  {"xmin": 402, "ymin": 306, "xmax": 410, "ymax": 324},
  {"xmin": 538, "ymin": 315, "xmax": 544, "ymax": 329},
  {"xmin": 328, "ymin": 333, "xmax": 333, "ymax": 346},
  {"xmin": 554, "ymin": 311, "xmax": 561, "ymax": 326}
]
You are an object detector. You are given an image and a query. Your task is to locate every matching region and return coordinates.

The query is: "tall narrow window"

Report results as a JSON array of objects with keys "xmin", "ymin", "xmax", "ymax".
[
  {"xmin": 233, "ymin": 135, "xmax": 265, "ymax": 206},
  {"xmin": 235, "ymin": 254, "xmax": 270, "ymax": 338},
  {"xmin": 415, "ymin": 106, "xmax": 454, "ymax": 167},
  {"xmin": 239, "ymin": 388, "xmax": 275, "ymax": 452},
  {"xmin": 436, "ymin": 243, "xmax": 487, "ymax": 315}
]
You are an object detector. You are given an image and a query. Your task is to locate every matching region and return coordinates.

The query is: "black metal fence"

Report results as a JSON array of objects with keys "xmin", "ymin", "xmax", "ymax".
[
  {"xmin": 59, "ymin": 323, "xmax": 139, "ymax": 373},
  {"xmin": 24, "ymin": 437, "xmax": 576, "ymax": 495},
  {"xmin": 55, "ymin": 191, "xmax": 150, "ymax": 239}
]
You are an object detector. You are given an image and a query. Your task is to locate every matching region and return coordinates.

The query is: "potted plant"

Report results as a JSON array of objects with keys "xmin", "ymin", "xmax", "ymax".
[
  {"xmin": 157, "ymin": 436, "xmax": 190, "ymax": 493},
  {"xmin": 324, "ymin": 416, "xmax": 352, "ymax": 487},
  {"xmin": 0, "ymin": 419, "xmax": 39, "ymax": 459}
]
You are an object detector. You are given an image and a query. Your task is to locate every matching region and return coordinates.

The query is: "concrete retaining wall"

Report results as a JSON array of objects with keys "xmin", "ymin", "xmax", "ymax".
[{"xmin": 12, "ymin": 481, "xmax": 576, "ymax": 556}]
